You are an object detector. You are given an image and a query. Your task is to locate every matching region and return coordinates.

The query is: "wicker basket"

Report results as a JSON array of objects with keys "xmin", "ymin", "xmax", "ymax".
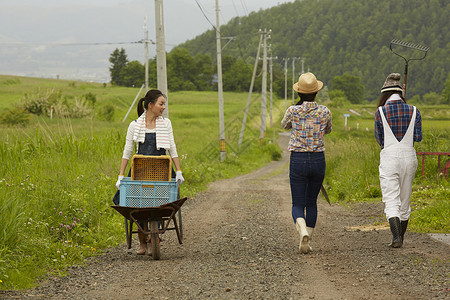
[{"xmin": 131, "ymin": 155, "xmax": 172, "ymax": 181}]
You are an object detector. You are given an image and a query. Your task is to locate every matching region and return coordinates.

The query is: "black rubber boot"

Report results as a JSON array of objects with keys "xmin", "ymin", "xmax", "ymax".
[
  {"xmin": 400, "ymin": 219, "xmax": 409, "ymax": 243},
  {"xmin": 388, "ymin": 217, "xmax": 403, "ymax": 248}
]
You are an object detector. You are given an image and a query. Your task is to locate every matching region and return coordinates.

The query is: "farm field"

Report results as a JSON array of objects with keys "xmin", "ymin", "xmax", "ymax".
[{"xmin": 0, "ymin": 75, "xmax": 448, "ymax": 290}]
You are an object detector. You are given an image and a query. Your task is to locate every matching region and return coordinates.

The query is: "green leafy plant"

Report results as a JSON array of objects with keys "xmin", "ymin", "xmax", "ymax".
[
  {"xmin": 97, "ymin": 104, "xmax": 115, "ymax": 121},
  {"xmin": 0, "ymin": 106, "xmax": 31, "ymax": 126},
  {"xmin": 22, "ymin": 88, "xmax": 62, "ymax": 116}
]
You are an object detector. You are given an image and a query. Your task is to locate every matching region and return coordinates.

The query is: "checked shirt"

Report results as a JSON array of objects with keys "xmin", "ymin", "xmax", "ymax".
[
  {"xmin": 374, "ymin": 98, "xmax": 422, "ymax": 149},
  {"xmin": 281, "ymin": 102, "xmax": 332, "ymax": 152}
]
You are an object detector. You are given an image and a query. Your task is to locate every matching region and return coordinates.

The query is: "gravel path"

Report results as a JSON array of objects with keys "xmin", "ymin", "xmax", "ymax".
[{"xmin": 2, "ymin": 135, "xmax": 449, "ymax": 299}]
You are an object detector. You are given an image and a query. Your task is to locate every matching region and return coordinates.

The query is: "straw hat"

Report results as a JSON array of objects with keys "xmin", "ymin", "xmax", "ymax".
[
  {"xmin": 293, "ymin": 72, "xmax": 323, "ymax": 94},
  {"xmin": 381, "ymin": 73, "xmax": 403, "ymax": 93}
]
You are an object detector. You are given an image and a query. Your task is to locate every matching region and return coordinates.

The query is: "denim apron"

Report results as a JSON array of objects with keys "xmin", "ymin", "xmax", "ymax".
[
  {"xmin": 112, "ymin": 132, "xmax": 175, "ymax": 205},
  {"xmin": 378, "ymin": 106, "xmax": 417, "ymax": 221}
]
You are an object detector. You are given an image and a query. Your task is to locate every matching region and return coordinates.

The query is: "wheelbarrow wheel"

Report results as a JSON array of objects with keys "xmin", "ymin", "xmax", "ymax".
[{"xmin": 150, "ymin": 220, "xmax": 161, "ymax": 260}]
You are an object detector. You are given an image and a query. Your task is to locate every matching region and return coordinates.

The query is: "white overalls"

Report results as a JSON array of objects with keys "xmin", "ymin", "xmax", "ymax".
[{"xmin": 378, "ymin": 106, "xmax": 418, "ymax": 221}]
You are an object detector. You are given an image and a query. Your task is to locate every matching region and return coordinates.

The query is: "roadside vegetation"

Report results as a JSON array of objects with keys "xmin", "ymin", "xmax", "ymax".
[{"xmin": 0, "ymin": 75, "xmax": 448, "ymax": 291}]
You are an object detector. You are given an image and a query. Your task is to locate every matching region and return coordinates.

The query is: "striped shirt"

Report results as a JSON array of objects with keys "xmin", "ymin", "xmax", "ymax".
[
  {"xmin": 281, "ymin": 102, "xmax": 332, "ymax": 152},
  {"xmin": 374, "ymin": 95, "xmax": 422, "ymax": 149},
  {"xmin": 122, "ymin": 118, "xmax": 178, "ymax": 159}
]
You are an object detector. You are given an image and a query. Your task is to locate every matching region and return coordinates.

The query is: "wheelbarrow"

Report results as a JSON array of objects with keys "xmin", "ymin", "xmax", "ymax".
[
  {"xmin": 111, "ymin": 155, "xmax": 187, "ymax": 260},
  {"xmin": 112, "ymin": 196, "xmax": 187, "ymax": 260}
]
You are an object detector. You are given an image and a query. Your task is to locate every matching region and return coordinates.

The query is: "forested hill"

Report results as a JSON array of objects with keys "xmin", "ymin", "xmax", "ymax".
[{"xmin": 177, "ymin": 0, "xmax": 449, "ymax": 101}]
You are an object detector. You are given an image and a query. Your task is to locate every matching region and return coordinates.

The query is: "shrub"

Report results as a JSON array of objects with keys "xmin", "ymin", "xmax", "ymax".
[
  {"xmin": 328, "ymin": 90, "xmax": 351, "ymax": 108},
  {"xmin": 22, "ymin": 88, "xmax": 62, "ymax": 116},
  {"xmin": 53, "ymin": 97, "xmax": 93, "ymax": 119},
  {"xmin": 83, "ymin": 92, "xmax": 97, "ymax": 107},
  {"xmin": 97, "ymin": 104, "xmax": 115, "ymax": 122},
  {"xmin": 263, "ymin": 142, "xmax": 282, "ymax": 161},
  {"xmin": 0, "ymin": 106, "xmax": 31, "ymax": 127}
]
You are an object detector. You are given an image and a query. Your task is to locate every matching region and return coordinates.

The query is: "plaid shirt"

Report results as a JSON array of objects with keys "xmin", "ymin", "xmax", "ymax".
[
  {"xmin": 374, "ymin": 98, "xmax": 422, "ymax": 149},
  {"xmin": 281, "ymin": 102, "xmax": 332, "ymax": 152}
]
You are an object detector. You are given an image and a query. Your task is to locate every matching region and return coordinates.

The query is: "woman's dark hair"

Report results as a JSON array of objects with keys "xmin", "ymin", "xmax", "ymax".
[
  {"xmin": 137, "ymin": 89, "xmax": 165, "ymax": 116},
  {"xmin": 377, "ymin": 91, "xmax": 405, "ymax": 107},
  {"xmin": 295, "ymin": 92, "xmax": 317, "ymax": 105}
]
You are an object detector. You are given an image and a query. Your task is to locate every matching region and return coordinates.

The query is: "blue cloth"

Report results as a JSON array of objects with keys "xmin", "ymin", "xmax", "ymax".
[{"xmin": 289, "ymin": 151, "xmax": 325, "ymax": 228}]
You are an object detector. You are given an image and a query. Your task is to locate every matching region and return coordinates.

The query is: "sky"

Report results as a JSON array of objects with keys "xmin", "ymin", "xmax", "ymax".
[{"xmin": 0, "ymin": 0, "xmax": 293, "ymax": 82}]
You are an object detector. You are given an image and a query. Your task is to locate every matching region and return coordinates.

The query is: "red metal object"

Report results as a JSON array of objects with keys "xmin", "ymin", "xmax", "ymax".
[{"xmin": 416, "ymin": 152, "xmax": 450, "ymax": 179}]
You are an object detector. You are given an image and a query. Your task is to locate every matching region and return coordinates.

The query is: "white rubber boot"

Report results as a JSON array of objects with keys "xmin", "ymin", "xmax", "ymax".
[
  {"xmin": 295, "ymin": 218, "xmax": 310, "ymax": 253},
  {"xmin": 306, "ymin": 227, "xmax": 314, "ymax": 252}
]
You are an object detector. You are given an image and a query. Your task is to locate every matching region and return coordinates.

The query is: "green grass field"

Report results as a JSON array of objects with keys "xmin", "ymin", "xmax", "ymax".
[{"xmin": 0, "ymin": 75, "xmax": 448, "ymax": 290}]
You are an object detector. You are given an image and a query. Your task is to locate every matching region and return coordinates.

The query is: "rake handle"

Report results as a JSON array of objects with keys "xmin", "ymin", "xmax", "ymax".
[{"xmin": 403, "ymin": 62, "xmax": 408, "ymax": 99}]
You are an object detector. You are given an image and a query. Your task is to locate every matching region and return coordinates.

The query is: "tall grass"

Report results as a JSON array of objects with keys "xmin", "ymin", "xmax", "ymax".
[{"xmin": 0, "ymin": 125, "xmax": 125, "ymax": 289}]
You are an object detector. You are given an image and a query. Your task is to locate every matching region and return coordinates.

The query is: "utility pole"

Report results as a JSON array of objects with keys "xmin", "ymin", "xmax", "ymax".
[
  {"xmin": 269, "ymin": 51, "xmax": 273, "ymax": 128},
  {"xmin": 301, "ymin": 58, "xmax": 305, "ymax": 75},
  {"xmin": 260, "ymin": 29, "xmax": 269, "ymax": 146},
  {"xmin": 291, "ymin": 57, "xmax": 300, "ymax": 104},
  {"xmin": 283, "ymin": 58, "xmax": 289, "ymax": 111},
  {"xmin": 268, "ymin": 49, "xmax": 277, "ymax": 128},
  {"xmin": 239, "ymin": 30, "xmax": 263, "ymax": 149},
  {"xmin": 143, "ymin": 17, "xmax": 149, "ymax": 93},
  {"xmin": 216, "ymin": 0, "xmax": 225, "ymax": 161},
  {"xmin": 155, "ymin": 0, "xmax": 169, "ymax": 118}
]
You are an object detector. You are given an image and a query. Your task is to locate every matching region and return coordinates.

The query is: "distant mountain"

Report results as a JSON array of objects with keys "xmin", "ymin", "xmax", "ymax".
[{"xmin": 177, "ymin": 0, "xmax": 450, "ymax": 100}]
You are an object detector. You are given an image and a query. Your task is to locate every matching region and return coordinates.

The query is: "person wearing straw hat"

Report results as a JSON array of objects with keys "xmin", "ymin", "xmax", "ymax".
[
  {"xmin": 375, "ymin": 73, "xmax": 422, "ymax": 248},
  {"xmin": 281, "ymin": 72, "xmax": 332, "ymax": 254},
  {"xmin": 113, "ymin": 89, "xmax": 184, "ymax": 255}
]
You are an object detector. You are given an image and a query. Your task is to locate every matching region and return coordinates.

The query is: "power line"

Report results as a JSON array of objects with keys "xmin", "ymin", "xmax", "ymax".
[
  {"xmin": 193, "ymin": 0, "xmax": 217, "ymax": 31},
  {"xmin": 240, "ymin": 0, "xmax": 249, "ymax": 15},
  {"xmin": 0, "ymin": 41, "xmax": 151, "ymax": 47},
  {"xmin": 231, "ymin": 0, "xmax": 240, "ymax": 16}
]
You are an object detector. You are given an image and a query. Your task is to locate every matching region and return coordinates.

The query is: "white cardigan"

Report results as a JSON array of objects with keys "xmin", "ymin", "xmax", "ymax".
[{"xmin": 122, "ymin": 118, "xmax": 178, "ymax": 160}]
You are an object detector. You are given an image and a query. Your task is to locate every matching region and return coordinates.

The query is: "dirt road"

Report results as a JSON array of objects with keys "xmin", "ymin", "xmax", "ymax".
[{"xmin": 4, "ymin": 134, "xmax": 449, "ymax": 299}]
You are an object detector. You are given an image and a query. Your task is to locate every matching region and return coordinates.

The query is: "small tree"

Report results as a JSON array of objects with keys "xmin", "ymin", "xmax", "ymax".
[
  {"xmin": 328, "ymin": 89, "xmax": 350, "ymax": 108},
  {"xmin": 109, "ymin": 48, "xmax": 128, "ymax": 86},
  {"xmin": 330, "ymin": 73, "xmax": 365, "ymax": 104},
  {"xmin": 422, "ymin": 92, "xmax": 444, "ymax": 105},
  {"xmin": 121, "ymin": 60, "xmax": 145, "ymax": 87}
]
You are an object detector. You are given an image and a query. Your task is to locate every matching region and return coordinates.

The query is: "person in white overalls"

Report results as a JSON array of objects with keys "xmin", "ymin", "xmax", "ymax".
[{"xmin": 374, "ymin": 73, "xmax": 422, "ymax": 248}]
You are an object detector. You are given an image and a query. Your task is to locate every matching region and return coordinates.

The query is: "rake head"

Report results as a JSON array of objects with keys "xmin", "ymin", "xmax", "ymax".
[
  {"xmin": 389, "ymin": 39, "xmax": 430, "ymax": 98},
  {"xmin": 390, "ymin": 39, "xmax": 429, "ymax": 52},
  {"xmin": 390, "ymin": 39, "xmax": 429, "ymax": 63}
]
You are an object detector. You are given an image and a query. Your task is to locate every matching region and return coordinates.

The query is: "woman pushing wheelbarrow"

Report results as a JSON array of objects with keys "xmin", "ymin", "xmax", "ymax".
[{"xmin": 113, "ymin": 89, "xmax": 185, "ymax": 255}]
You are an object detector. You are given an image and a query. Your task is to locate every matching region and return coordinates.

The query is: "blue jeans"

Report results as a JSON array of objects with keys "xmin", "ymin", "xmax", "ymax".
[{"xmin": 289, "ymin": 151, "xmax": 326, "ymax": 228}]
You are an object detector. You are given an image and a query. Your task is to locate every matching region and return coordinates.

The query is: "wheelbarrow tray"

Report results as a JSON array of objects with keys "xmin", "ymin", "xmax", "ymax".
[{"xmin": 111, "ymin": 197, "xmax": 187, "ymax": 259}]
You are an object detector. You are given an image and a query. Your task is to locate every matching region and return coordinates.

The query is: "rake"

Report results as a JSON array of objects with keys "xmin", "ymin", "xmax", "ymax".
[{"xmin": 389, "ymin": 39, "xmax": 429, "ymax": 98}]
